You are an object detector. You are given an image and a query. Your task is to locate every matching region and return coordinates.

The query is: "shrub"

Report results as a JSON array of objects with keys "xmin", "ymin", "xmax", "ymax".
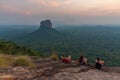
[
  {"xmin": 49, "ymin": 53, "xmax": 59, "ymax": 61},
  {"xmin": 0, "ymin": 57, "xmax": 7, "ymax": 68},
  {"xmin": 13, "ymin": 56, "xmax": 34, "ymax": 67}
]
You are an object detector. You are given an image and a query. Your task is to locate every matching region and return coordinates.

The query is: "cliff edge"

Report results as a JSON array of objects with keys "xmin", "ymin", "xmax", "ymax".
[{"xmin": 0, "ymin": 57, "xmax": 120, "ymax": 80}]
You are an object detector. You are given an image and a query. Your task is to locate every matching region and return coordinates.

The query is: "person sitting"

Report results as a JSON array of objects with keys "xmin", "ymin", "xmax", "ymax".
[
  {"xmin": 78, "ymin": 56, "xmax": 88, "ymax": 65},
  {"xmin": 95, "ymin": 57, "xmax": 104, "ymax": 69},
  {"xmin": 61, "ymin": 55, "xmax": 71, "ymax": 63}
]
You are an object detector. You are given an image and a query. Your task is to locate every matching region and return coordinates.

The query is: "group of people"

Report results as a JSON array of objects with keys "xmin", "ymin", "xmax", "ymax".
[{"xmin": 61, "ymin": 55, "xmax": 104, "ymax": 69}]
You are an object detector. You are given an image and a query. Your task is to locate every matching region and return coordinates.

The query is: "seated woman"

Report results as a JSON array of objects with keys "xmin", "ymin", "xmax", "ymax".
[
  {"xmin": 78, "ymin": 56, "xmax": 88, "ymax": 65},
  {"xmin": 61, "ymin": 55, "xmax": 71, "ymax": 63},
  {"xmin": 95, "ymin": 57, "xmax": 104, "ymax": 69}
]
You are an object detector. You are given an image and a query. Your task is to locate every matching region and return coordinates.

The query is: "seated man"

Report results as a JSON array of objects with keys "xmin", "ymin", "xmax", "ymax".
[
  {"xmin": 61, "ymin": 55, "xmax": 71, "ymax": 63},
  {"xmin": 95, "ymin": 57, "xmax": 104, "ymax": 69},
  {"xmin": 78, "ymin": 56, "xmax": 88, "ymax": 65}
]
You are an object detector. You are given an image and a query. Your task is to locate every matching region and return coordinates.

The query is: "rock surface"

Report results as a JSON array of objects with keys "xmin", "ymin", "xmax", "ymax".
[
  {"xmin": 40, "ymin": 20, "xmax": 52, "ymax": 29},
  {"xmin": 0, "ymin": 58, "xmax": 120, "ymax": 80}
]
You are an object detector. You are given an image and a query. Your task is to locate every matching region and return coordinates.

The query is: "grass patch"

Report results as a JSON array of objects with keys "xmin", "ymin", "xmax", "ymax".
[
  {"xmin": 49, "ymin": 53, "xmax": 59, "ymax": 61},
  {"xmin": 0, "ymin": 56, "xmax": 8, "ymax": 68},
  {"xmin": 13, "ymin": 56, "xmax": 34, "ymax": 67}
]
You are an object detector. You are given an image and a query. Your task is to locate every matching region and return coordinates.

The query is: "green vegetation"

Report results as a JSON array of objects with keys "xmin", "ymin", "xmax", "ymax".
[
  {"xmin": 0, "ymin": 56, "xmax": 7, "ymax": 68},
  {"xmin": 13, "ymin": 56, "xmax": 34, "ymax": 67},
  {"xmin": 49, "ymin": 50, "xmax": 59, "ymax": 60},
  {"xmin": 1, "ymin": 25, "xmax": 120, "ymax": 66},
  {"xmin": 16, "ymin": 26, "xmax": 120, "ymax": 66},
  {"xmin": 0, "ymin": 39, "xmax": 42, "ymax": 56},
  {"xmin": 0, "ymin": 54, "xmax": 35, "ymax": 67},
  {"xmin": 0, "ymin": 38, "xmax": 41, "ymax": 68},
  {"xmin": 0, "ymin": 39, "xmax": 44, "ymax": 68}
]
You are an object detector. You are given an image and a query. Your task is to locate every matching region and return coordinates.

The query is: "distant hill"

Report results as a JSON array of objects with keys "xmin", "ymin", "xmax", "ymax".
[
  {"xmin": 29, "ymin": 20, "xmax": 65, "ymax": 40},
  {"xmin": 17, "ymin": 20, "xmax": 70, "ymax": 53}
]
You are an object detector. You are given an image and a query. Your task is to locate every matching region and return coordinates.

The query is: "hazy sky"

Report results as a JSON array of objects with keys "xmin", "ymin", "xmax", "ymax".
[{"xmin": 1, "ymin": 0, "xmax": 120, "ymax": 26}]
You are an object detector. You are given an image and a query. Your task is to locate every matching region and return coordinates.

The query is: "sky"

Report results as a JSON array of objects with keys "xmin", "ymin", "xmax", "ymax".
[{"xmin": 1, "ymin": 0, "xmax": 120, "ymax": 26}]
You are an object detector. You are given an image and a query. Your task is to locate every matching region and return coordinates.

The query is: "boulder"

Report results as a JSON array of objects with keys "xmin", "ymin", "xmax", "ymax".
[{"xmin": 0, "ymin": 75, "xmax": 16, "ymax": 80}]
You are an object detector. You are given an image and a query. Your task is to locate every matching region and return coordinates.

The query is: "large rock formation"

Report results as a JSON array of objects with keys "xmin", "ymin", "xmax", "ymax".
[
  {"xmin": 31, "ymin": 19, "xmax": 60, "ymax": 37},
  {"xmin": 40, "ymin": 20, "xmax": 53, "ymax": 29},
  {"xmin": 0, "ymin": 57, "xmax": 120, "ymax": 80}
]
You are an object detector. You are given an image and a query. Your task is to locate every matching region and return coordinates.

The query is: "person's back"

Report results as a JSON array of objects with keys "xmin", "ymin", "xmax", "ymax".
[
  {"xmin": 64, "ymin": 55, "xmax": 71, "ymax": 63},
  {"xmin": 79, "ymin": 56, "xmax": 84, "ymax": 64},
  {"xmin": 95, "ymin": 57, "xmax": 104, "ymax": 69},
  {"xmin": 83, "ymin": 58, "xmax": 88, "ymax": 64},
  {"xmin": 61, "ymin": 55, "xmax": 71, "ymax": 63},
  {"xmin": 79, "ymin": 56, "xmax": 87, "ymax": 65},
  {"xmin": 95, "ymin": 62, "xmax": 102, "ymax": 69}
]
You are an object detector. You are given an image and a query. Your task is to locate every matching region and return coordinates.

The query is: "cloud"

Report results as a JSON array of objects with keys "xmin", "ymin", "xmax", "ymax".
[
  {"xmin": 1, "ymin": 0, "xmax": 120, "ymax": 17},
  {"xmin": 0, "ymin": 4, "xmax": 18, "ymax": 12},
  {"xmin": 24, "ymin": 11, "xmax": 33, "ymax": 15},
  {"xmin": 0, "ymin": 3, "xmax": 34, "ymax": 16},
  {"xmin": 27, "ymin": 0, "xmax": 72, "ymax": 7},
  {"xmin": 1, "ymin": 0, "xmax": 120, "ymax": 25}
]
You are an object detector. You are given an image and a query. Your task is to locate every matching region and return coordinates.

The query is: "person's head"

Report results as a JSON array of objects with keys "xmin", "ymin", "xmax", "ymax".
[
  {"xmin": 61, "ymin": 55, "xmax": 65, "ymax": 59},
  {"xmin": 62, "ymin": 55, "xmax": 65, "ymax": 57},
  {"xmin": 79, "ymin": 55, "xmax": 84, "ymax": 62},
  {"xmin": 96, "ymin": 57, "xmax": 100, "ymax": 61},
  {"xmin": 80, "ymin": 55, "xmax": 83, "ymax": 58}
]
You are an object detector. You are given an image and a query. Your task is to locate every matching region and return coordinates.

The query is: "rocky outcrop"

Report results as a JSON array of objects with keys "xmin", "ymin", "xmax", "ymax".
[
  {"xmin": 0, "ymin": 58, "xmax": 120, "ymax": 80},
  {"xmin": 30, "ymin": 19, "xmax": 63, "ymax": 39},
  {"xmin": 40, "ymin": 20, "xmax": 52, "ymax": 29}
]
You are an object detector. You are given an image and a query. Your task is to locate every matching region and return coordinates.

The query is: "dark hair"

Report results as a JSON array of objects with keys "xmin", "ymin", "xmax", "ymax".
[
  {"xmin": 79, "ymin": 56, "xmax": 84, "ymax": 62},
  {"xmin": 96, "ymin": 57, "xmax": 100, "ymax": 62},
  {"xmin": 62, "ymin": 55, "xmax": 65, "ymax": 57}
]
